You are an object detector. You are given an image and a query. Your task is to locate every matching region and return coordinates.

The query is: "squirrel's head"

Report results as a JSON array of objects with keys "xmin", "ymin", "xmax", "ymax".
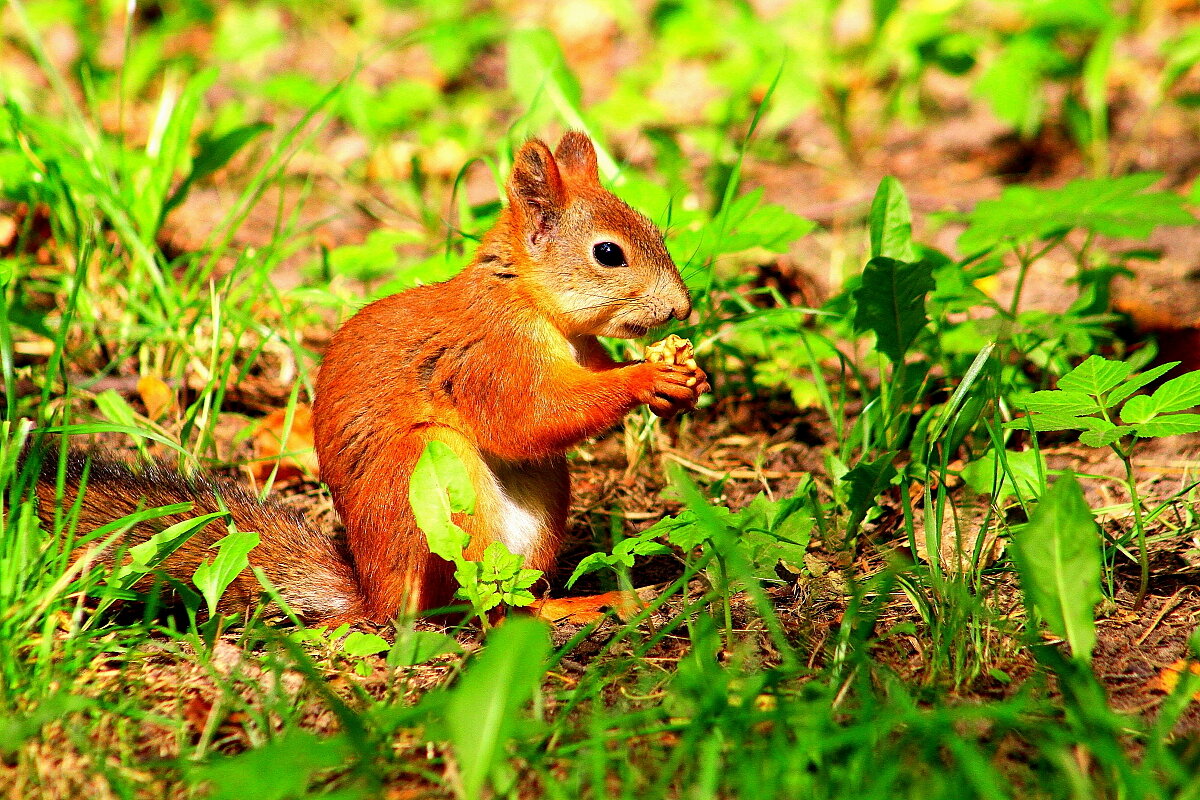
[{"xmin": 501, "ymin": 132, "xmax": 691, "ymax": 339}]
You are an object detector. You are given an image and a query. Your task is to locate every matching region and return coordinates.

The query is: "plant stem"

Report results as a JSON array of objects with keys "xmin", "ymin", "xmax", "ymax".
[
  {"xmin": 718, "ymin": 556, "xmax": 733, "ymax": 652},
  {"xmin": 1115, "ymin": 445, "xmax": 1150, "ymax": 609},
  {"xmin": 1009, "ymin": 250, "xmax": 1032, "ymax": 320},
  {"xmin": 1008, "ymin": 237, "xmax": 1063, "ymax": 320}
]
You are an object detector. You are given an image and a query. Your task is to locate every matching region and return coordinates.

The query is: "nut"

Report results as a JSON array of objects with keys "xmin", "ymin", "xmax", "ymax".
[{"xmin": 645, "ymin": 334, "xmax": 695, "ymax": 366}]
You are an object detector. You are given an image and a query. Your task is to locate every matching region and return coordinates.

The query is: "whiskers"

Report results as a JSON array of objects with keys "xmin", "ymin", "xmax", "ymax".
[{"xmin": 562, "ymin": 291, "xmax": 641, "ymax": 317}]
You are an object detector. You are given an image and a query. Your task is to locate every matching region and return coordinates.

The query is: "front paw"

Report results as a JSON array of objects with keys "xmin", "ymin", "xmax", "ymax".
[
  {"xmin": 635, "ymin": 361, "xmax": 708, "ymax": 419},
  {"xmin": 642, "ymin": 335, "xmax": 709, "ymax": 417}
]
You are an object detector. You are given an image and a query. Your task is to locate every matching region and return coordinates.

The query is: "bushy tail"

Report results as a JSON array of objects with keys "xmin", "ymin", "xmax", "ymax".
[{"xmin": 27, "ymin": 445, "xmax": 365, "ymax": 625}]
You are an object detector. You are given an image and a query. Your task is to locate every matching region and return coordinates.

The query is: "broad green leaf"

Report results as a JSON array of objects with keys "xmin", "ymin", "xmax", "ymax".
[
  {"xmin": 342, "ymin": 631, "xmax": 390, "ymax": 657},
  {"xmin": 1003, "ymin": 411, "xmax": 1107, "ymax": 432},
  {"xmin": 192, "ymin": 530, "xmax": 260, "ymax": 615},
  {"xmin": 410, "ymin": 441, "xmax": 476, "ymax": 517},
  {"xmin": 480, "ymin": 540, "xmax": 523, "ymax": 581},
  {"xmin": 193, "ymin": 123, "xmax": 272, "ymax": 181},
  {"xmin": 475, "ymin": 540, "xmax": 543, "ymax": 607},
  {"xmin": 424, "ymin": 521, "xmax": 470, "ymax": 565},
  {"xmin": 852, "ymin": 257, "xmax": 935, "ymax": 363},
  {"xmin": 507, "ymin": 28, "xmax": 582, "ymax": 114},
  {"xmin": 1057, "ymin": 355, "xmax": 1132, "ymax": 396},
  {"xmin": 973, "ymin": 31, "xmax": 1048, "ymax": 137},
  {"xmin": 773, "ymin": 507, "xmax": 814, "ymax": 549},
  {"xmin": 504, "ymin": 571, "xmax": 541, "ymax": 606},
  {"xmin": 454, "ymin": 561, "xmax": 488, "ymax": 609},
  {"xmin": 684, "ymin": 188, "xmax": 815, "ymax": 257},
  {"xmin": 409, "ymin": 441, "xmax": 475, "ymax": 561},
  {"xmin": 842, "ymin": 453, "xmax": 898, "ymax": 536},
  {"xmin": 615, "ymin": 537, "xmax": 672, "ymax": 558},
  {"xmin": 868, "ymin": 176, "xmax": 917, "ymax": 262},
  {"xmin": 261, "ymin": 71, "xmax": 326, "ymax": 107},
  {"xmin": 566, "ymin": 553, "xmax": 614, "ymax": 588},
  {"xmin": 1120, "ymin": 394, "xmax": 1156, "ymax": 424},
  {"xmin": 743, "ymin": 528, "xmax": 807, "ymax": 579},
  {"xmin": 94, "ymin": 390, "xmax": 139, "ymax": 428},
  {"xmin": 1078, "ymin": 417, "xmax": 1114, "ymax": 434},
  {"xmin": 1020, "ymin": 390, "xmax": 1098, "ymax": 416},
  {"xmin": 1146, "ymin": 370, "xmax": 1200, "ymax": 415},
  {"xmin": 1079, "ymin": 425, "xmax": 1134, "ymax": 448},
  {"xmin": 213, "ymin": 4, "xmax": 284, "ymax": 63},
  {"xmin": 961, "ymin": 448, "xmax": 1046, "ymax": 503},
  {"xmin": 327, "ymin": 229, "xmax": 423, "ymax": 283},
  {"xmin": 727, "ymin": 200, "xmax": 816, "ymax": 254},
  {"xmin": 189, "ymin": 730, "xmax": 352, "ymax": 800},
  {"xmin": 959, "ymin": 173, "xmax": 1196, "ymax": 253},
  {"xmin": 1135, "ymin": 414, "xmax": 1200, "ymax": 438},
  {"xmin": 734, "ymin": 494, "xmax": 812, "ymax": 579},
  {"xmin": 1107, "ymin": 361, "xmax": 1179, "ymax": 407},
  {"xmin": 0, "ymin": 692, "xmax": 91, "ymax": 756},
  {"xmin": 651, "ymin": 503, "xmax": 738, "ymax": 551},
  {"xmin": 0, "ymin": 149, "xmax": 34, "ymax": 194},
  {"xmin": 1010, "ymin": 473, "xmax": 1102, "ymax": 662},
  {"xmin": 108, "ymin": 511, "xmax": 225, "ymax": 589},
  {"xmin": 1021, "ymin": 0, "xmax": 1112, "ymax": 27},
  {"xmin": 447, "ymin": 617, "xmax": 551, "ymax": 799},
  {"xmin": 388, "ymin": 630, "xmax": 463, "ymax": 667}
]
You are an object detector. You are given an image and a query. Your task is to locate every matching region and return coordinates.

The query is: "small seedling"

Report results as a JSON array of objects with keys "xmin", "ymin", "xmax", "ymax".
[
  {"xmin": 1007, "ymin": 355, "xmax": 1200, "ymax": 607},
  {"xmin": 408, "ymin": 441, "xmax": 542, "ymax": 628}
]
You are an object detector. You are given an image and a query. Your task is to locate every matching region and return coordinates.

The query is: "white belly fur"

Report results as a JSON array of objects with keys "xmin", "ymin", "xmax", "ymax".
[
  {"xmin": 480, "ymin": 446, "xmax": 566, "ymax": 560},
  {"xmin": 483, "ymin": 461, "xmax": 552, "ymax": 558},
  {"xmin": 494, "ymin": 485, "xmax": 544, "ymax": 557}
]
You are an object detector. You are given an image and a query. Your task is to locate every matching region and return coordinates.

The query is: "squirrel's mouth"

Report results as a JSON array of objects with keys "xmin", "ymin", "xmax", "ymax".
[
  {"xmin": 623, "ymin": 323, "xmax": 649, "ymax": 337},
  {"xmin": 599, "ymin": 320, "xmax": 649, "ymax": 339}
]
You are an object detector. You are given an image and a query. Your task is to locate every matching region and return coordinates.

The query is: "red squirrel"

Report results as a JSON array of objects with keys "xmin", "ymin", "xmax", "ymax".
[{"xmin": 30, "ymin": 133, "xmax": 708, "ymax": 625}]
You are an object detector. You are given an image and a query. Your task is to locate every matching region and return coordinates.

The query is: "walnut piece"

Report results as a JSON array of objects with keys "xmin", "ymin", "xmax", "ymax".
[{"xmin": 645, "ymin": 334, "xmax": 698, "ymax": 386}]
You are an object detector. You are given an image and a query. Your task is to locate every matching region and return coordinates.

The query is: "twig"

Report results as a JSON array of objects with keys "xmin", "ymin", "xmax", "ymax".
[
  {"xmin": 661, "ymin": 451, "xmax": 809, "ymax": 481},
  {"xmin": 1134, "ymin": 585, "xmax": 1193, "ymax": 647}
]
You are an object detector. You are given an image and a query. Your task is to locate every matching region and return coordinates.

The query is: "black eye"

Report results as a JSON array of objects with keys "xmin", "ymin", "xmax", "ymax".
[{"xmin": 592, "ymin": 241, "xmax": 626, "ymax": 267}]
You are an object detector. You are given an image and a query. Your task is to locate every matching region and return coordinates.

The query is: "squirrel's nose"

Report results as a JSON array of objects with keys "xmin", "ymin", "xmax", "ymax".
[{"xmin": 671, "ymin": 294, "xmax": 692, "ymax": 321}]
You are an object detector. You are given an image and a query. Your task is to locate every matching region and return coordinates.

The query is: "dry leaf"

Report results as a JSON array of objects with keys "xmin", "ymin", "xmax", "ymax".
[
  {"xmin": 974, "ymin": 274, "xmax": 1001, "ymax": 299},
  {"xmin": 0, "ymin": 215, "xmax": 16, "ymax": 250},
  {"xmin": 14, "ymin": 339, "xmax": 55, "ymax": 357},
  {"xmin": 248, "ymin": 405, "xmax": 318, "ymax": 482},
  {"xmin": 1154, "ymin": 659, "xmax": 1200, "ymax": 700},
  {"xmin": 529, "ymin": 591, "xmax": 644, "ymax": 624},
  {"xmin": 137, "ymin": 375, "xmax": 175, "ymax": 420},
  {"xmin": 181, "ymin": 693, "xmax": 215, "ymax": 737},
  {"xmin": 912, "ymin": 495, "xmax": 1004, "ymax": 574}
]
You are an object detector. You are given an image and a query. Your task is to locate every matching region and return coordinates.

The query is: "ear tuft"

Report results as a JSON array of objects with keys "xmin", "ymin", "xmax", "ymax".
[
  {"xmin": 507, "ymin": 139, "xmax": 567, "ymax": 243},
  {"xmin": 554, "ymin": 132, "xmax": 600, "ymax": 186}
]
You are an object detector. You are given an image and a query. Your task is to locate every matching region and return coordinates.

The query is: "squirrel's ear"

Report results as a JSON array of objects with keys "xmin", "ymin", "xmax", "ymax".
[
  {"xmin": 508, "ymin": 139, "xmax": 567, "ymax": 245},
  {"xmin": 554, "ymin": 132, "xmax": 600, "ymax": 186}
]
